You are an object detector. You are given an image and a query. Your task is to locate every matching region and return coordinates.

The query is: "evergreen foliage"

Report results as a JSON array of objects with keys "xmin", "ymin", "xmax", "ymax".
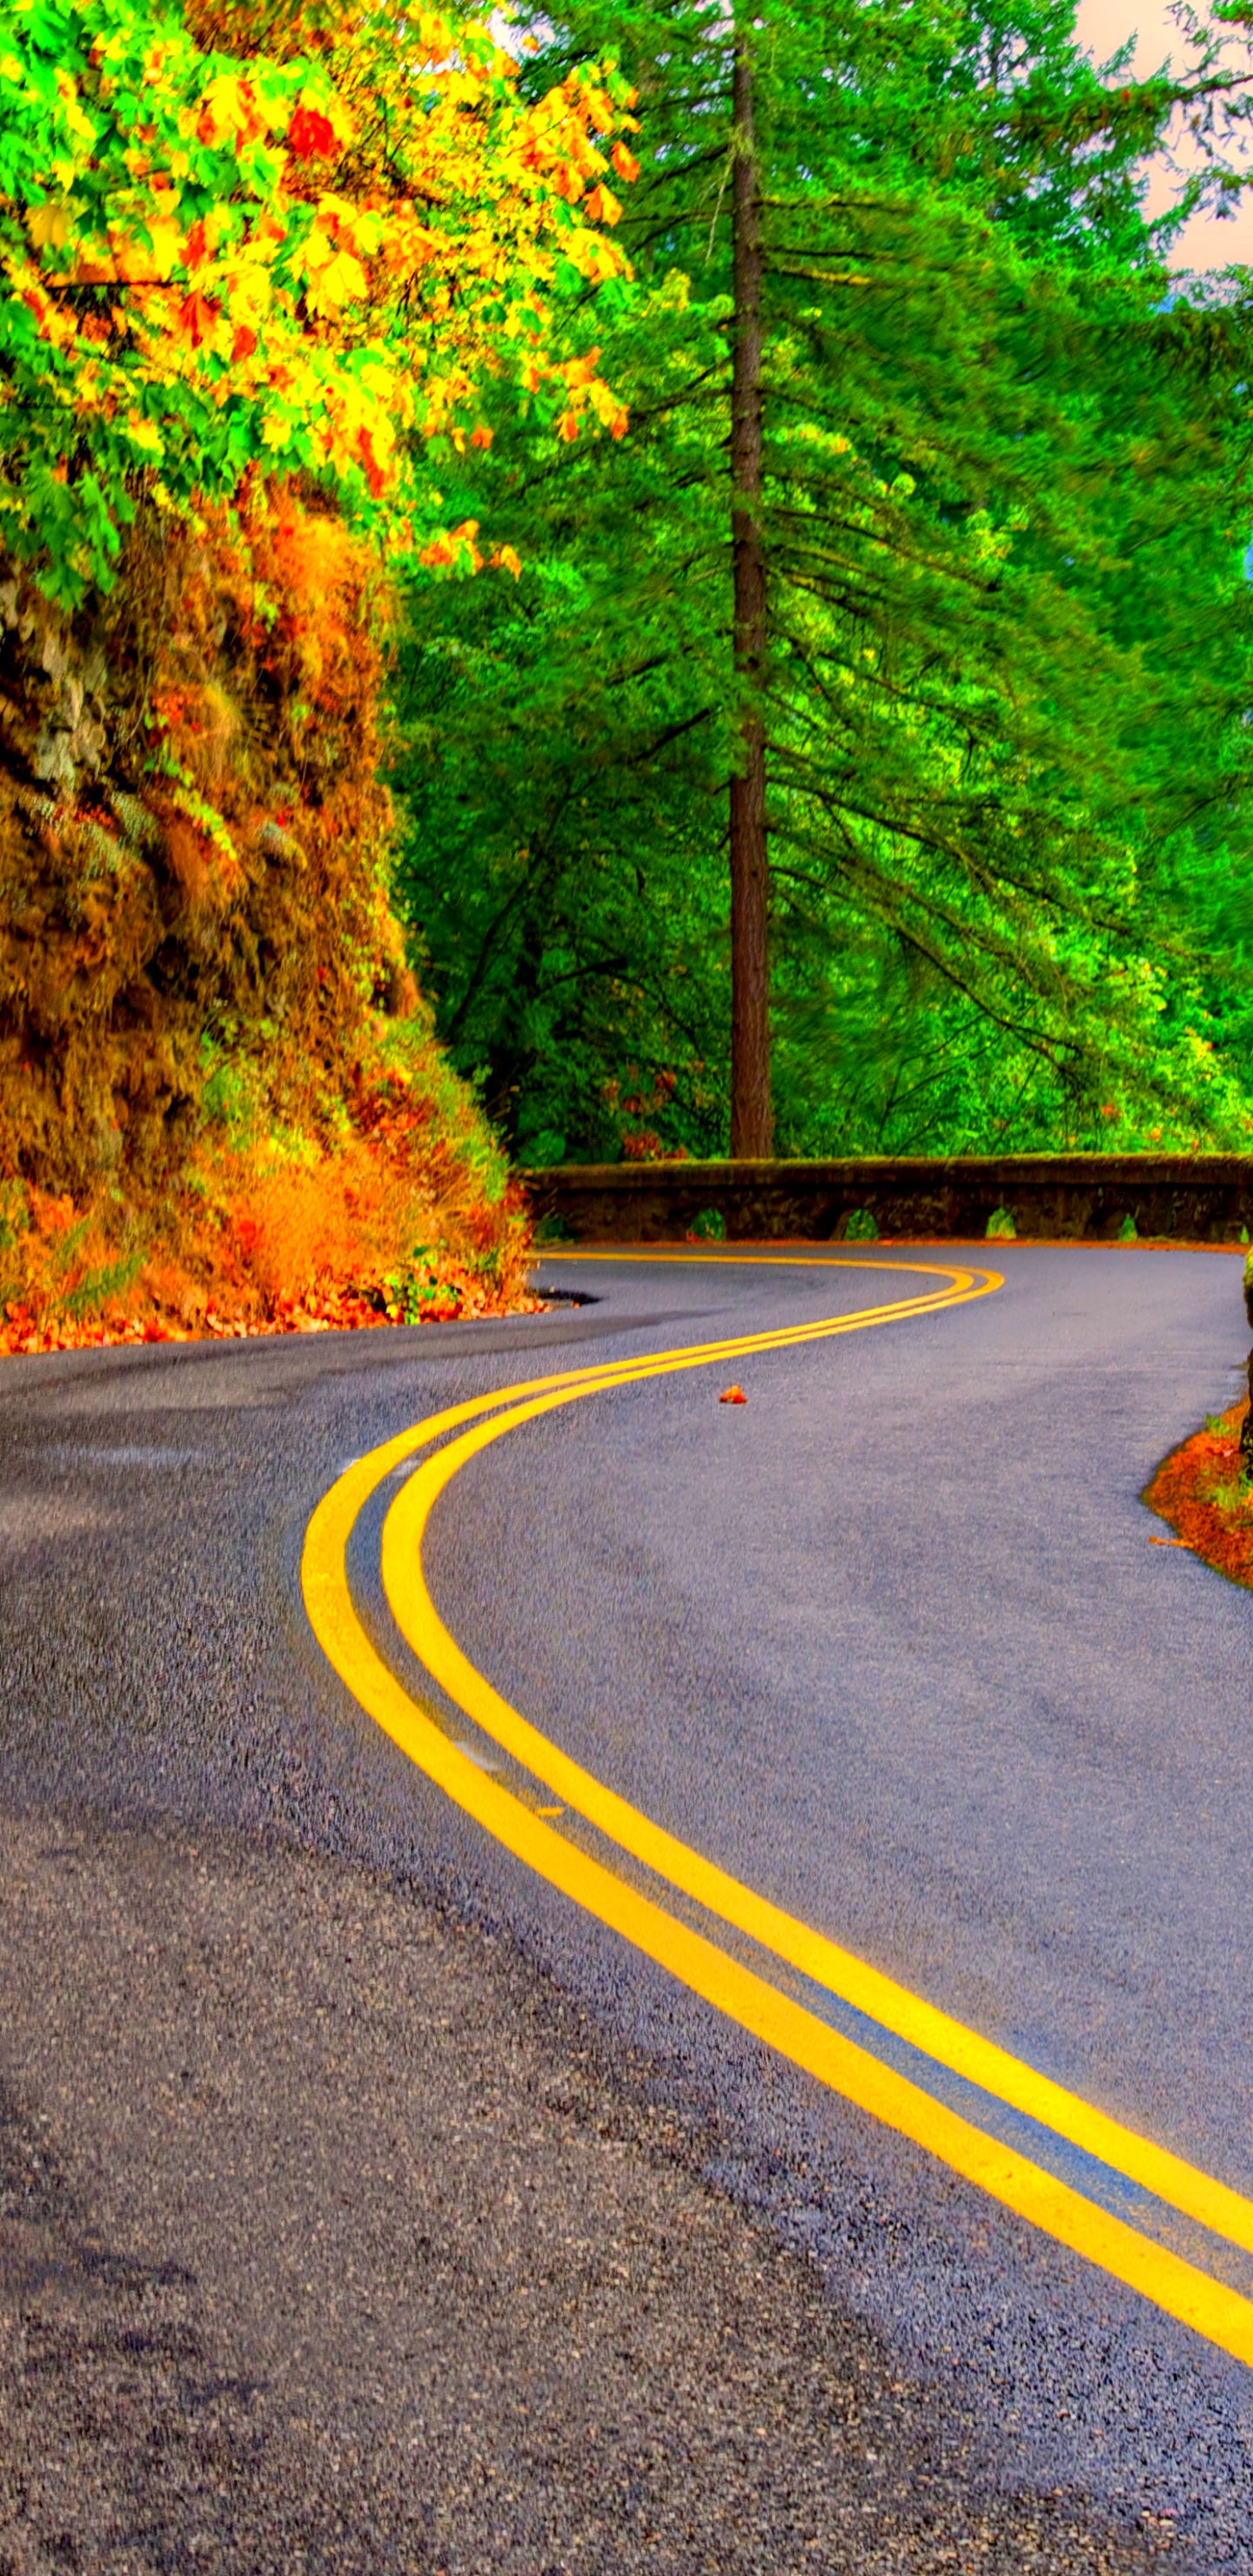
[{"xmin": 393, "ymin": 0, "xmax": 1253, "ymax": 1162}]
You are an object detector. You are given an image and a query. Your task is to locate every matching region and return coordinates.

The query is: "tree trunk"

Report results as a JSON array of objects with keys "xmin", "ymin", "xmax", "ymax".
[
  {"xmin": 728, "ymin": 29, "xmax": 773, "ymax": 1160},
  {"xmin": 1242, "ymin": 1262, "xmax": 1253, "ymax": 1479}
]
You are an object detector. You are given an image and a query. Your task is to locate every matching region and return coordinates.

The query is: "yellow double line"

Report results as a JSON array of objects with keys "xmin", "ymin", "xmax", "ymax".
[{"xmin": 301, "ymin": 1251, "xmax": 1253, "ymax": 2367}]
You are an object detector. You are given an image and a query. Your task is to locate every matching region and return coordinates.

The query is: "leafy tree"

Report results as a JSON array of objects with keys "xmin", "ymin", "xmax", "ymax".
[
  {"xmin": 0, "ymin": 0, "xmax": 653, "ymax": 1320},
  {"xmin": 0, "ymin": 0, "xmax": 634, "ymax": 605},
  {"xmin": 393, "ymin": 0, "xmax": 1253, "ymax": 1163}
]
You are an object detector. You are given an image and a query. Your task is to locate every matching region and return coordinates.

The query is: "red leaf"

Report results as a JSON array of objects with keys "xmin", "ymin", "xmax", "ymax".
[
  {"xmin": 178, "ymin": 289, "xmax": 219, "ymax": 347},
  {"xmin": 719, "ymin": 1385, "xmax": 747, "ymax": 1405},
  {"xmin": 288, "ymin": 106, "xmax": 337, "ymax": 159},
  {"xmin": 357, "ymin": 427, "xmax": 385, "ymax": 496}
]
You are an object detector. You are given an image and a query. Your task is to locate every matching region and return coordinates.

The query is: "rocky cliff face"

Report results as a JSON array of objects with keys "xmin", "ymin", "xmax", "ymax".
[
  {"xmin": 0, "ymin": 481, "xmax": 528, "ymax": 1349},
  {"xmin": 0, "ymin": 480, "xmax": 404, "ymax": 1200}
]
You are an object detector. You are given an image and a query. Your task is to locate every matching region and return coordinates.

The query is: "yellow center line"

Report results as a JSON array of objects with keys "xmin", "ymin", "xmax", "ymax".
[{"xmin": 301, "ymin": 1252, "xmax": 1253, "ymax": 2369}]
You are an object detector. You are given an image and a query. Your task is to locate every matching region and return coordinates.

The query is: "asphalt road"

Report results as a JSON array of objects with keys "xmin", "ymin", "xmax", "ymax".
[{"xmin": 2, "ymin": 1244, "xmax": 1252, "ymax": 2572}]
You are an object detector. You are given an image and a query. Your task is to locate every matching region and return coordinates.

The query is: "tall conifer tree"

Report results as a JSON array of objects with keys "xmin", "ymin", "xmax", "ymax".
[{"xmin": 394, "ymin": 0, "xmax": 1253, "ymax": 1161}]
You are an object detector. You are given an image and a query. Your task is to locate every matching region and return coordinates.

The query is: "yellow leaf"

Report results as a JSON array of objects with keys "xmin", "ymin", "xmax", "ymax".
[
  {"xmin": 306, "ymin": 248, "xmax": 368, "ymax": 312},
  {"xmin": 201, "ymin": 71, "xmax": 251, "ymax": 140},
  {"xmin": 589, "ymin": 379, "xmax": 628, "ymax": 437},
  {"xmin": 53, "ymin": 75, "xmax": 94, "ymax": 144},
  {"xmin": 27, "ymin": 199, "xmax": 74, "ymax": 251},
  {"xmin": 220, "ymin": 254, "xmax": 272, "ymax": 322},
  {"xmin": 143, "ymin": 218, "xmax": 182, "ymax": 280},
  {"xmin": 125, "ymin": 411, "xmax": 164, "ymax": 455}
]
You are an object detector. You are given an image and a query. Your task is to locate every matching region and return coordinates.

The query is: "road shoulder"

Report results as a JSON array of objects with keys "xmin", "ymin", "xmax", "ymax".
[{"xmin": 0, "ymin": 1799, "xmax": 1171, "ymax": 2575}]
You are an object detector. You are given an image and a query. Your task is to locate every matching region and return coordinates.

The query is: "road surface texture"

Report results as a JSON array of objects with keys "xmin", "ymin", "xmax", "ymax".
[{"xmin": 0, "ymin": 1244, "xmax": 1250, "ymax": 2573}]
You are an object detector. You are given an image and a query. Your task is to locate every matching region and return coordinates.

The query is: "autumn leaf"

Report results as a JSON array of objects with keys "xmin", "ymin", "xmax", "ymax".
[
  {"xmin": 306, "ymin": 247, "xmax": 368, "ymax": 312},
  {"xmin": 178, "ymin": 289, "xmax": 221, "ymax": 347},
  {"xmin": 54, "ymin": 70, "xmax": 95, "ymax": 144},
  {"xmin": 582, "ymin": 184, "xmax": 621, "ymax": 226},
  {"xmin": 124, "ymin": 410, "xmax": 163, "ymax": 454},
  {"xmin": 590, "ymin": 379, "xmax": 629, "ymax": 437},
  {"xmin": 198, "ymin": 71, "xmax": 259, "ymax": 147},
  {"xmin": 357, "ymin": 428, "xmax": 385, "ymax": 496},
  {"xmin": 719, "ymin": 1385, "xmax": 747, "ymax": 1405},
  {"xmin": 288, "ymin": 104, "xmax": 338, "ymax": 159},
  {"xmin": 27, "ymin": 199, "xmax": 74, "ymax": 251},
  {"xmin": 419, "ymin": 518, "xmax": 482, "ymax": 570},
  {"xmin": 139, "ymin": 216, "xmax": 182, "ymax": 280}
]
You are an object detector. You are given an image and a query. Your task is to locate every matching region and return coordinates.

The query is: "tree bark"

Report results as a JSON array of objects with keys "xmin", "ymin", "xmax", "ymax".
[{"xmin": 728, "ymin": 28, "xmax": 773, "ymax": 1159}]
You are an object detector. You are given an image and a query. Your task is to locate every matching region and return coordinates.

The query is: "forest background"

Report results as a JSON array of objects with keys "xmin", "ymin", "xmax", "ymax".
[
  {"xmin": 395, "ymin": 0, "xmax": 1253, "ymax": 1168},
  {"xmin": 6, "ymin": 0, "xmax": 1253, "ymax": 1343}
]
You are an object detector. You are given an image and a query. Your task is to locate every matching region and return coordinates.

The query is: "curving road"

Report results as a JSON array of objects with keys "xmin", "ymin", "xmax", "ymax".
[{"xmin": 3, "ymin": 1244, "xmax": 1253, "ymax": 2570}]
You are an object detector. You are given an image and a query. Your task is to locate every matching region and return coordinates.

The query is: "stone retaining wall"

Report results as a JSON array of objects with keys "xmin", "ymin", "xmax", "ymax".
[{"xmin": 521, "ymin": 1156, "xmax": 1253, "ymax": 1244}]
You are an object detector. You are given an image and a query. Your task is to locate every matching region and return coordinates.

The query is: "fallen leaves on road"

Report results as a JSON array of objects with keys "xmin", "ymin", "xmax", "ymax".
[
  {"xmin": 719, "ymin": 1385, "xmax": 747, "ymax": 1405},
  {"xmin": 1143, "ymin": 1400, "xmax": 1253, "ymax": 1588},
  {"xmin": 0, "ymin": 1274, "xmax": 546, "ymax": 1358}
]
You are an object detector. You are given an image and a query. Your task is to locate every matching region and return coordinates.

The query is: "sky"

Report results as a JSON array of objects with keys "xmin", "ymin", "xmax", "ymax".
[{"xmin": 1073, "ymin": 0, "xmax": 1253, "ymax": 265}]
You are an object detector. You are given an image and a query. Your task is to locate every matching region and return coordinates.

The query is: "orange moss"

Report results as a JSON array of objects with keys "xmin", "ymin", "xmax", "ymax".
[
  {"xmin": 0, "ymin": 1041, "xmax": 541, "ymax": 1355},
  {"xmin": 0, "ymin": 476, "xmax": 403, "ymax": 1198},
  {"xmin": 1143, "ymin": 1402, "xmax": 1253, "ymax": 1588}
]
